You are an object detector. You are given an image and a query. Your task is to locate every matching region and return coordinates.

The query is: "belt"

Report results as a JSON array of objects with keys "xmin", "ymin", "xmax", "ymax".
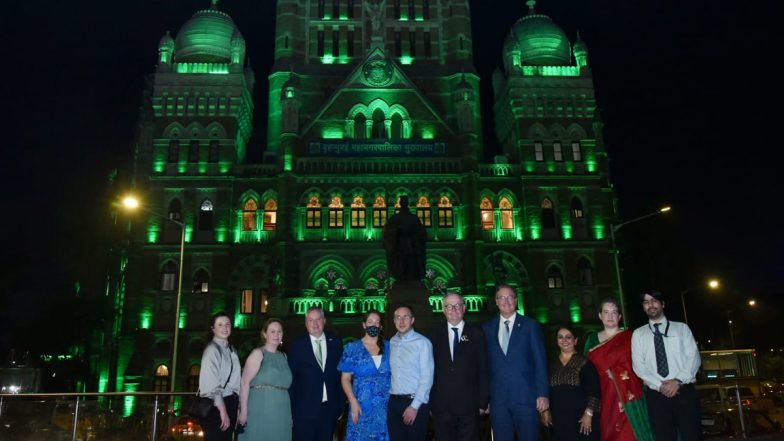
[
  {"xmin": 250, "ymin": 384, "xmax": 288, "ymax": 391},
  {"xmin": 390, "ymin": 393, "xmax": 415, "ymax": 399}
]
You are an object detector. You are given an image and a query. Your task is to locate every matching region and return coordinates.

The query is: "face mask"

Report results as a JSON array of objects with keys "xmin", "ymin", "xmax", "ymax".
[{"xmin": 365, "ymin": 326, "xmax": 381, "ymax": 337}]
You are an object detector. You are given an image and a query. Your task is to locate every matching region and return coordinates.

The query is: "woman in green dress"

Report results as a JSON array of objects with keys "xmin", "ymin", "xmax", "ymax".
[{"xmin": 237, "ymin": 318, "xmax": 292, "ymax": 441}]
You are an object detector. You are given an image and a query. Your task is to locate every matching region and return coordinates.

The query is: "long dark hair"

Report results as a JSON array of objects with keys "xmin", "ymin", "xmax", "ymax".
[
  {"xmin": 364, "ymin": 310, "xmax": 385, "ymax": 355},
  {"xmin": 208, "ymin": 311, "xmax": 235, "ymax": 351}
]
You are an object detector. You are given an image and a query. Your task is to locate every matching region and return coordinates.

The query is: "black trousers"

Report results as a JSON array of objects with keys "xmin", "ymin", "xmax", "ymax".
[
  {"xmin": 388, "ymin": 395, "xmax": 430, "ymax": 441},
  {"xmin": 200, "ymin": 394, "xmax": 238, "ymax": 441},
  {"xmin": 645, "ymin": 384, "xmax": 702, "ymax": 441},
  {"xmin": 293, "ymin": 401, "xmax": 340, "ymax": 441},
  {"xmin": 432, "ymin": 409, "xmax": 480, "ymax": 441}
]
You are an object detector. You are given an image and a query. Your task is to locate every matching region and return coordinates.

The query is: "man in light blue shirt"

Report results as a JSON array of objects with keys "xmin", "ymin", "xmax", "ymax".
[{"xmin": 388, "ymin": 304, "xmax": 434, "ymax": 441}]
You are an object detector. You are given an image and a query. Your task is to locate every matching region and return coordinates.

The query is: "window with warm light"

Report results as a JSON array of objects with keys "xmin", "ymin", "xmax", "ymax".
[
  {"xmin": 373, "ymin": 196, "xmax": 387, "ymax": 227},
  {"xmin": 500, "ymin": 197, "xmax": 514, "ymax": 229},
  {"xmin": 242, "ymin": 199, "xmax": 258, "ymax": 231},
  {"xmin": 199, "ymin": 199, "xmax": 214, "ymax": 231},
  {"xmin": 260, "ymin": 289, "xmax": 269, "ymax": 313},
  {"xmin": 306, "ymin": 196, "xmax": 322, "ymax": 228},
  {"xmin": 328, "ymin": 196, "xmax": 344, "ymax": 228},
  {"xmin": 542, "ymin": 198, "xmax": 556, "ymax": 228},
  {"xmin": 416, "ymin": 196, "xmax": 432, "ymax": 227},
  {"xmin": 351, "ymin": 196, "xmax": 366, "ymax": 227},
  {"xmin": 241, "ymin": 289, "xmax": 253, "ymax": 314},
  {"xmin": 154, "ymin": 364, "xmax": 170, "ymax": 392},
  {"xmin": 438, "ymin": 196, "xmax": 453, "ymax": 228},
  {"xmin": 263, "ymin": 198, "xmax": 277, "ymax": 231},
  {"xmin": 188, "ymin": 365, "xmax": 200, "ymax": 392},
  {"xmin": 480, "ymin": 197, "xmax": 494, "ymax": 229}
]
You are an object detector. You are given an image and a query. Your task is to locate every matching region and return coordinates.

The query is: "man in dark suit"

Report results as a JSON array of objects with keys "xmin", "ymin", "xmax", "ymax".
[
  {"xmin": 429, "ymin": 292, "xmax": 489, "ymax": 441},
  {"xmin": 482, "ymin": 284, "xmax": 549, "ymax": 441},
  {"xmin": 288, "ymin": 306, "xmax": 345, "ymax": 441}
]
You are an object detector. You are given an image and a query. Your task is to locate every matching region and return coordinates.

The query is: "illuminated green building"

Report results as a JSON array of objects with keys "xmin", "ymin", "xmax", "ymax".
[{"xmin": 109, "ymin": 0, "xmax": 616, "ymax": 393}]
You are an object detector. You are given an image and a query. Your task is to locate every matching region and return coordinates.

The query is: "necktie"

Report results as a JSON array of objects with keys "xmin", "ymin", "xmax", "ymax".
[
  {"xmin": 451, "ymin": 327, "xmax": 459, "ymax": 361},
  {"xmin": 315, "ymin": 338, "xmax": 324, "ymax": 369},
  {"xmin": 653, "ymin": 323, "xmax": 669, "ymax": 377},
  {"xmin": 501, "ymin": 320, "xmax": 510, "ymax": 355}
]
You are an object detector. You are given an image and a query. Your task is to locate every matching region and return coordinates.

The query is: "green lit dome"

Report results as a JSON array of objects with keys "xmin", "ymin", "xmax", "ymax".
[
  {"xmin": 506, "ymin": 1, "xmax": 571, "ymax": 66},
  {"xmin": 174, "ymin": 7, "xmax": 243, "ymax": 63}
]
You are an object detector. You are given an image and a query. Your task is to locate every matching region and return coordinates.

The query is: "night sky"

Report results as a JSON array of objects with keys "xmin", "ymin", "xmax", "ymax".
[{"xmin": 2, "ymin": 0, "xmax": 780, "ymax": 354}]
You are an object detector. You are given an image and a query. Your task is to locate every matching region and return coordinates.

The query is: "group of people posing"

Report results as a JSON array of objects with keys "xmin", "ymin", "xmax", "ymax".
[{"xmin": 196, "ymin": 286, "xmax": 702, "ymax": 441}]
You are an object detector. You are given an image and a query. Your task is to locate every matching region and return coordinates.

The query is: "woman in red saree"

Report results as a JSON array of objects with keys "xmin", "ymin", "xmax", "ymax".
[{"xmin": 586, "ymin": 299, "xmax": 644, "ymax": 441}]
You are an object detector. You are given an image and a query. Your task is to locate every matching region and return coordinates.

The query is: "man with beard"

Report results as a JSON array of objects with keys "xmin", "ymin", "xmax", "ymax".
[{"xmin": 631, "ymin": 290, "xmax": 702, "ymax": 441}]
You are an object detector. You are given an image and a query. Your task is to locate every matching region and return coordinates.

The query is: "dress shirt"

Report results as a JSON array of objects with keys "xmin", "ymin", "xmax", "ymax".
[
  {"xmin": 497, "ymin": 314, "xmax": 517, "ymax": 348},
  {"xmin": 309, "ymin": 333, "xmax": 328, "ymax": 401},
  {"xmin": 631, "ymin": 317, "xmax": 701, "ymax": 391},
  {"xmin": 198, "ymin": 337, "xmax": 241, "ymax": 407},
  {"xmin": 447, "ymin": 320, "xmax": 465, "ymax": 361},
  {"xmin": 390, "ymin": 329, "xmax": 434, "ymax": 410}
]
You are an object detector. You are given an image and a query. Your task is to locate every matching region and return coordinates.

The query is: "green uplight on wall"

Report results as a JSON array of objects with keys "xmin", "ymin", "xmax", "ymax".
[
  {"xmin": 122, "ymin": 383, "xmax": 138, "ymax": 417},
  {"xmin": 321, "ymin": 55, "xmax": 335, "ymax": 64},
  {"xmin": 400, "ymin": 56, "xmax": 414, "ymax": 65},
  {"xmin": 139, "ymin": 311, "xmax": 152, "ymax": 329},
  {"xmin": 569, "ymin": 300, "xmax": 581, "ymax": 323},
  {"xmin": 219, "ymin": 161, "xmax": 232, "ymax": 174},
  {"xmin": 185, "ymin": 224, "xmax": 193, "ymax": 242},
  {"xmin": 215, "ymin": 227, "xmax": 228, "ymax": 243},
  {"xmin": 147, "ymin": 224, "xmax": 160, "ymax": 243},
  {"xmin": 592, "ymin": 221, "xmax": 605, "ymax": 240},
  {"xmin": 523, "ymin": 161, "xmax": 535, "ymax": 173},
  {"xmin": 421, "ymin": 127, "xmax": 435, "ymax": 139},
  {"xmin": 284, "ymin": 153, "xmax": 293, "ymax": 172},
  {"xmin": 153, "ymin": 160, "xmax": 165, "ymax": 173},
  {"xmin": 321, "ymin": 127, "xmax": 344, "ymax": 139},
  {"xmin": 561, "ymin": 224, "xmax": 572, "ymax": 240},
  {"xmin": 178, "ymin": 311, "xmax": 186, "ymax": 330},
  {"xmin": 535, "ymin": 306, "xmax": 548, "ymax": 324},
  {"xmin": 586, "ymin": 160, "xmax": 597, "ymax": 173}
]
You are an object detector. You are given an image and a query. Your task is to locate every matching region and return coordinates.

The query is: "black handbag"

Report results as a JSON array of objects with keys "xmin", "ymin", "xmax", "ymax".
[
  {"xmin": 187, "ymin": 342, "xmax": 235, "ymax": 419},
  {"xmin": 187, "ymin": 396, "xmax": 214, "ymax": 419}
]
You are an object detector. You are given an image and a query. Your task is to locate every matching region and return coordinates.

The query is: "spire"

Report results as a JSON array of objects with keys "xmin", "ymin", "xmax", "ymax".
[{"xmin": 526, "ymin": 0, "xmax": 536, "ymax": 14}]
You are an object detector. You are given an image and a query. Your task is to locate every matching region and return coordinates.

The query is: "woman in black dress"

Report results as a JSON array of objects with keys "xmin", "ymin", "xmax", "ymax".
[{"xmin": 542, "ymin": 325, "xmax": 601, "ymax": 441}]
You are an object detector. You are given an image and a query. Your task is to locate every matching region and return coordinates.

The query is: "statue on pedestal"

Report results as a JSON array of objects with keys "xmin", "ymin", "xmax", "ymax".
[{"xmin": 382, "ymin": 196, "xmax": 427, "ymax": 282}]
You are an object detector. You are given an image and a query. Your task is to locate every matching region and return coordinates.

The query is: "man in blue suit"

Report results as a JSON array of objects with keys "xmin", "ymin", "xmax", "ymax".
[
  {"xmin": 482, "ymin": 284, "xmax": 549, "ymax": 441},
  {"xmin": 288, "ymin": 306, "xmax": 345, "ymax": 441}
]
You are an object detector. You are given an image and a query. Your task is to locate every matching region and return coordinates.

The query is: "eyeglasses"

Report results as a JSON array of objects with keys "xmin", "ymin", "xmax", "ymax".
[
  {"xmin": 496, "ymin": 295, "xmax": 515, "ymax": 303},
  {"xmin": 444, "ymin": 304, "xmax": 464, "ymax": 311},
  {"xmin": 393, "ymin": 315, "xmax": 412, "ymax": 322}
]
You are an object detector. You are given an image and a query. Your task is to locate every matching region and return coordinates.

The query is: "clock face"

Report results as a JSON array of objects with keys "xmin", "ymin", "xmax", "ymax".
[{"xmin": 362, "ymin": 60, "xmax": 394, "ymax": 87}]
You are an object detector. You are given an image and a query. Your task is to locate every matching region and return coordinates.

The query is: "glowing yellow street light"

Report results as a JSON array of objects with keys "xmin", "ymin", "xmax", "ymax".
[
  {"xmin": 748, "ymin": 299, "xmax": 756, "ymax": 307},
  {"xmin": 681, "ymin": 278, "xmax": 720, "ymax": 325},
  {"xmin": 120, "ymin": 194, "xmax": 185, "ymax": 393},
  {"xmin": 708, "ymin": 279, "xmax": 720, "ymax": 290}
]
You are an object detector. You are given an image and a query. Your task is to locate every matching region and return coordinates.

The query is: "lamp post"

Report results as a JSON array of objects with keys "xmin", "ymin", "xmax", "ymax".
[
  {"xmin": 609, "ymin": 206, "xmax": 671, "ymax": 323},
  {"xmin": 680, "ymin": 278, "xmax": 720, "ymax": 325},
  {"xmin": 123, "ymin": 196, "xmax": 185, "ymax": 392}
]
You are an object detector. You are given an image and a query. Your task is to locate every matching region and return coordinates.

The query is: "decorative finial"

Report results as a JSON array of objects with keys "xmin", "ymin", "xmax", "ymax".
[
  {"xmin": 526, "ymin": 0, "xmax": 536, "ymax": 13},
  {"xmin": 210, "ymin": 0, "xmax": 219, "ymax": 9}
]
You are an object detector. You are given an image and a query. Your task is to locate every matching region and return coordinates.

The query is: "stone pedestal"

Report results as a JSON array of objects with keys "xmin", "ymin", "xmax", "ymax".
[{"xmin": 385, "ymin": 280, "xmax": 432, "ymax": 335}]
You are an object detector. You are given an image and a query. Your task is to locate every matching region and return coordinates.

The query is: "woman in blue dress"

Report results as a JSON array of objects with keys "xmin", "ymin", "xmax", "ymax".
[{"xmin": 338, "ymin": 310, "xmax": 391, "ymax": 441}]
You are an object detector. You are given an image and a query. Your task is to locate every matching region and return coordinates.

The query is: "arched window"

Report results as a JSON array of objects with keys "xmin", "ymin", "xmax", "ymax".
[
  {"xmin": 168, "ymin": 140, "xmax": 180, "ymax": 163},
  {"xmin": 480, "ymin": 197, "xmax": 494, "ymax": 230},
  {"xmin": 328, "ymin": 196, "xmax": 344, "ymax": 228},
  {"xmin": 437, "ymin": 196, "xmax": 453, "ymax": 228},
  {"xmin": 168, "ymin": 199, "xmax": 182, "ymax": 221},
  {"xmin": 306, "ymin": 196, "xmax": 322, "ymax": 228},
  {"xmin": 154, "ymin": 364, "xmax": 170, "ymax": 392},
  {"xmin": 373, "ymin": 196, "xmax": 387, "ymax": 227},
  {"xmin": 354, "ymin": 113, "xmax": 366, "ymax": 139},
  {"xmin": 263, "ymin": 198, "xmax": 277, "ymax": 231},
  {"xmin": 198, "ymin": 199, "xmax": 214, "ymax": 231},
  {"xmin": 553, "ymin": 142, "xmax": 563, "ymax": 161},
  {"xmin": 571, "ymin": 197, "xmax": 584, "ymax": 219},
  {"xmin": 372, "ymin": 108, "xmax": 385, "ymax": 138},
  {"xmin": 187, "ymin": 365, "xmax": 200, "ymax": 392},
  {"xmin": 547, "ymin": 265, "xmax": 564, "ymax": 289},
  {"xmin": 572, "ymin": 141, "xmax": 582, "ymax": 162},
  {"xmin": 242, "ymin": 199, "xmax": 258, "ymax": 231},
  {"xmin": 351, "ymin": 196, "xmax": 366, "ymax": 228},
  {"xmin": 499, "ymin": 197, "xmax": 514, "ymax": 229},
  {"xmin": 390, "ymin": 113, "xmax": 403, "ymax": 139},
  {"xmin": 192, "ymin": 268, "xmax": 209, "ymax": 293},
  {"xmin": 161, "ymin": 262, "xmax": 177, "ymax": 291},
  {"xmin": 578, "ymin": 257, "xmax": 594, "ymax": 286},
  {"xmin": 541, "ymin": 198, "xmax": 556, "ymax": 228},
  {"xmin": 416, "ymin": 196, "xmax": 431, "ymax": 227}
]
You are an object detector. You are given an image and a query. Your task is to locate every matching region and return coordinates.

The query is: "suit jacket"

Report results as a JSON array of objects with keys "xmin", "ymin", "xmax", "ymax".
[
  {"xmin": 429, "ymin": 322, "xmax": 489, "ymax": 415},
  {"xmin": 288, "ymin": 331, "xmax": 346, "ymax": 422},
  {"xmin": 482, "ymin": 314, "xmax": 549, "ymax": 407}
]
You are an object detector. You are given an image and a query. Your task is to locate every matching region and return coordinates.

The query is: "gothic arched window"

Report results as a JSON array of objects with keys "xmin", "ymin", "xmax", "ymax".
[
  {"xmin": 571, "ymin": 197, "xmax": 584, "ymax": 219},
  {"xmin": 354, "ymin": 113, "xmax": 367, "ymax": 139},
  {"xmin": 306, "ymin": 196, "xmax": 322, "ymax": 228},
  {"xmin": 192, "ymin": 268, "xmax": 209, "ymax": 293},
  {"xmin": 161, "ymin": 262, "xmax": 177, "ymax": 291},
  {"xmin": 154, "ymin": 364, "xmax": 170, "ymax": 392},
  {"xmin": 373, "ymin": 196, "xmax": 387, "ymax": 227},
  {"xmin": 480, "ymin": 197, "xmax": 494, "ymax": 230},
  {"xmin": 500, "ymin": 197, "xmax": 514, "ymax": 229},
  {"xmin": 242, "ymin": 199, "xmax": 258, "ymax": 231},
  {"xmin": 578, "ymin": 257, "xmax": 594, "ymax": 286},
  {"xmin": 328, "ymin": 196, "xmax": 344, "ymax": 228},
  {"xmin": 198, "ymin": 199, "xmax": 214, "ymax": 231},
  {"xmin": 437, "ymin": 196, "xmax": 453, "ymax": 228},
  {"xmin": 547, "ymin": 265, "xmax": 564, "ymax": 289},
  {"xmin": 351, "ymin": 196, "xmax": 366, "ymax": 228},
  {"xmin": 263, "ymin": 198, "xmax": 277, "ymax": 231},
  {"xmin": 541, "ymin": 198, "xmax": 556, "ymax": 228},
  {"xmin": 416, "ymin": 196, "xmax": 431, "ymax": 227},
  {"xmin": 372, "ymin": 108, "xmax": 385, "ymax": 138}
]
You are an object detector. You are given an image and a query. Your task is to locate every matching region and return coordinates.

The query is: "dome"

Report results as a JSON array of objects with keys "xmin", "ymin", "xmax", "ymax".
[
  {"xmin": 506, "ymin": 1, "xmax": 571, "ymax": 66},
  {"xmin": 174, "ymin": 6, "xmax": 243, "ymax": 63}
]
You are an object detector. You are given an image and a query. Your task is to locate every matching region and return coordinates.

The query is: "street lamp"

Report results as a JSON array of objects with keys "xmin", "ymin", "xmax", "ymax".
[
  {"xmin": 680, "ymin": 278, "xmax": 720, "ymax": 325},
  {"xmin": 122, "ymin": 195, "xmax": 185, "ymax": 392},
  {"xmin": 610, "ymin": 206, "xmax": 671, "ymax": 323}
]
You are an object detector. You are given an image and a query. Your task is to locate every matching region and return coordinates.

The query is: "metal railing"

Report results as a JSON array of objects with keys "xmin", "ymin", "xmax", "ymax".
[{"xmin": 0, "ymin": 391, "xmax": 197, "ymax": 441}]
